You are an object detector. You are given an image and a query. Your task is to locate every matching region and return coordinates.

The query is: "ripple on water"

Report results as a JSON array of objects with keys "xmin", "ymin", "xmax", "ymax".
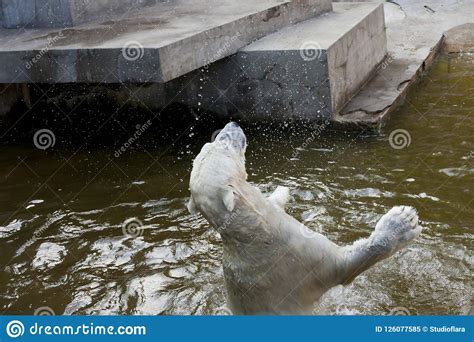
[
  {"xmin": 78, "ymin": 237, "xmax": 151, "ymax": 270},
  {"xmin": 343, "ymin": 188, "xmax": 395, "ymax": 199},
  {"xmin": 439, "ymin": 167, "xmax": 474, "ymax": 177},
  {"xmin": 32, "ymin": 242, "xmax": 67, "ymax": 270},
  {"xmin": 0, "ymin": 219, "xmax": 23, "ymax": 238}
]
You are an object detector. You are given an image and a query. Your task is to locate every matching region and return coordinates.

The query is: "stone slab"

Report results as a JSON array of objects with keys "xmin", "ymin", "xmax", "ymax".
[
  {"xmin": 120, "ymin": 2, "xmax": 386, "ymax": 121},
  {"xmin": 1, "ymin": 0, "xmax": 72, "ymax": 28},
  {"xmin": 241, "ymin": 2, "xmax": 386, "ymax": 115},
  {"xmin": 443, "ymin": 23, "xmax": 474, "ymax": 54},
  {"xmin": 336, "ymin": 0, "xmax": 474, "ymax": 127},
  {"xmin": 0, "ymin": 0, "xmax": 332, "ymax": 83}
]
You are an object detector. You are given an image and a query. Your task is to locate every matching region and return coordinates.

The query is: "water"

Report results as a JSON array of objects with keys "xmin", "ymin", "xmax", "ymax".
[{"xmin": 0, "ymin": 54, "xmax": 472, "ymax": 315}]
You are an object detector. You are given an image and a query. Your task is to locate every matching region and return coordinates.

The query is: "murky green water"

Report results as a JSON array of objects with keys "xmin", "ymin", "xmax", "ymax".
[{"xmin": 0, "ymin": 54, "xmax": 472, "ymax": 315}]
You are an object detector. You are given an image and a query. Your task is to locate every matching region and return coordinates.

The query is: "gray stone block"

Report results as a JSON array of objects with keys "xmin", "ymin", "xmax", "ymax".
[
  {"xmin": 1, "ymin": 0, "xmax": 72, "ymax": 28},
  {"xmin": 0, "ymin": 0, "xmax": 332, "ymax": 82},
  {"xmin": 167, "ymin": 50, "xmax": 331, "ymax": 120},
  {"xmin": 156, "ymin": 2, "xmax": 386, "ymax": 120},
  {"xmin": 0, "ymin": 1, "xmax": 387, "ymax": 122}
]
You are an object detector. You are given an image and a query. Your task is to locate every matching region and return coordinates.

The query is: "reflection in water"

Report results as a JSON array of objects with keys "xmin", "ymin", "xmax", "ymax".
[{"xmin": 0, "ymin": 55, "xmax": 472, "ymax": 315}]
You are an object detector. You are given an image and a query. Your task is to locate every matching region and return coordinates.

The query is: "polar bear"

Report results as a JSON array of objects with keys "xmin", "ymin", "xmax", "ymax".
[{"xmin": 188, "ymin": 122, "xmax": 422, "ymax": 315}]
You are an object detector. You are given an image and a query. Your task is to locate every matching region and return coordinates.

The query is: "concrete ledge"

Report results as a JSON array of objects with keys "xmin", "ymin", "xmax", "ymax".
[
  {"xmin": 3, "ymin": 2, "xmax": 384, "ymax": 122},
  {"xmin": 1, "ymin": 0, "xmax": 72, "ymax": 28},
  {"xmin": 171, "ymin": 2, "xmax": 386, "ymax": 120},
  {"xmin": 0, "ymin": 0, "xmax": 332, "ymax": 83},
  {"xmin": 336, "ymin": 0, "xmax": 474, "ymax": 127},
  {"xmin": 443, "ymin": 23, "xmax": 474, "ymax": 54},
  {"xmin": 326, "ymin": 2, "xmax": 386, "ymax": 114},
  {"xmin": 69, "ymin": 0, "xmax": 171, "ymax": 27},
  {"xmin": 1, "ymin": 1, "xmax": 187, "ymax": 28}
]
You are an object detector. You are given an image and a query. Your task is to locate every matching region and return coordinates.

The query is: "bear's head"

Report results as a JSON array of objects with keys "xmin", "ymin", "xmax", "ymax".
[
  {"xmin": 187, "ymin": 122, "xmax": 248, "ymax": 223},
  {"xmin": 212, "ymin": 121, "xmax": 247, "ymax": 156}
]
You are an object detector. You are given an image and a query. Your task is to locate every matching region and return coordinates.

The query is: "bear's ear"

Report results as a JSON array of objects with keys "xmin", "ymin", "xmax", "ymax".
[
  {"xmin": 222, "ymin": 188, "xmax": 235, "ymax": 212},
  {"xmin": 187, "ymin": 195, "xmax": 199, "ymax": 215}
]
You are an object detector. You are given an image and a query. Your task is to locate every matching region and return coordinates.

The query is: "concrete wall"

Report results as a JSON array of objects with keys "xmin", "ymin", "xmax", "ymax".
[
  {"xmin": 0, "ymin": 84, "xmax": 22, "ymax": 124},
  {"xmin": 167, "ymin": 50, "xmax": 332, "ymax": 120},
  {"xmin": 443, "ymin": 23, "xmax": 474, "ymax": 53},
  {"xmin": 0, "ymin": 2, "xmax": 3, "ymax": 27},
  {"xmin": 68, "ymin": 0, "xmax": 171, "ymax": 26},
  {"xmin": 327, "ymin": 3, "xmax": 386, "ymax": 113},
  {"xmin": 1, "ymin": 0, "xmax": 72, "ymax": 28},
  {"xmin": 0, "ymin": 0, "xmax": 171, "ymax": 28}
]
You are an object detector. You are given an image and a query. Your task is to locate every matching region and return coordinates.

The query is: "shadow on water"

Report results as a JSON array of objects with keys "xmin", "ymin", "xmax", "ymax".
[{"xmin": 0, "ymin": 54, "xmax": 472, "ymax": 315}]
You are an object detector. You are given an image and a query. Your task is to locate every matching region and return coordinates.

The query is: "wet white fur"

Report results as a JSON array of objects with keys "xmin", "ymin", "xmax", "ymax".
[{"xmin": 188, "ymin": 123, "xmax": 422, "ymax": 315}]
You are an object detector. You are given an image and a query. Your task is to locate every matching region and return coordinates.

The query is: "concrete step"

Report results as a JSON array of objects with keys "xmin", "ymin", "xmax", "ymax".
[
  {"xmin": 0, "ymin": 0, "xmax": 332, "ymax": 84},
  {"xmin": 159, "ymin": 2, "xmax": 386, "ymax": 120},
  {"xmin": 239, "ymin": 2, "xmax": 387, "ymax": 118},
  {"xmin": 1, "ymin": 0, "xmax": 173, "ymax": 28},
  {"xmin": 335, "ymin": 0, "xmax": 474, "ymax": 127}
]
